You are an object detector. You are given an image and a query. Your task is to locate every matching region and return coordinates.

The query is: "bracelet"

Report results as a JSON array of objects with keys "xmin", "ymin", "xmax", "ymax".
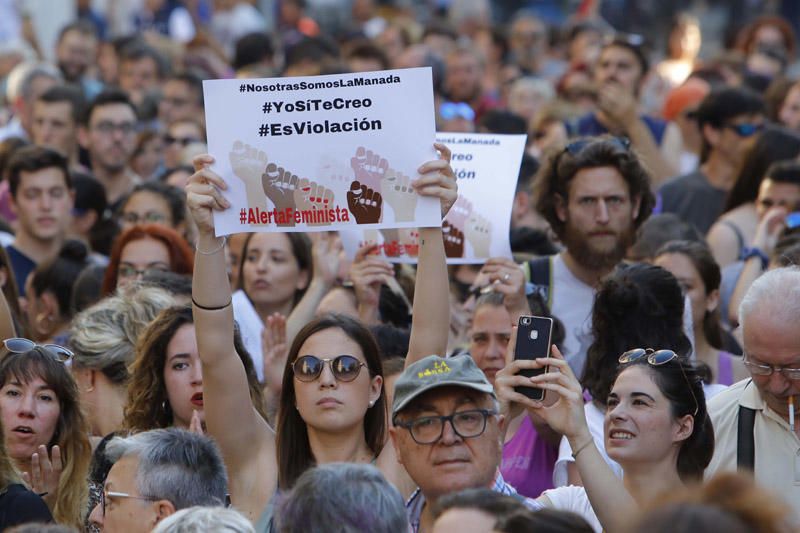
[
  {"xmin": 571, "ymin": 439, "xmax": 593, "ymax": 460},
  {"xmin": 191, "ymin": 297, "xmax": 232, "ymax": 311},
  {"xmin": 196, "ymin": 236, "xmax": 227, "ymax": 255}
]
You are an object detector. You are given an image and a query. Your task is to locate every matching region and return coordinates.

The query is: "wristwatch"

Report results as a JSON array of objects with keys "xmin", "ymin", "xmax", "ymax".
[{"xmin": 740, "ymin": 247, "xmax": 769, "ymax": 269}]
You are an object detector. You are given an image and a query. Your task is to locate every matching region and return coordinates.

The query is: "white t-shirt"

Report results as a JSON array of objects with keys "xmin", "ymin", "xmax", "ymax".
[
  {"xmin": 211, "ymin": 4, "xmax": 268, "ymax": 57},
  {"xmin": 541, "ymin": 485, "xmax": 602, "ymax": 533},
  {"xmin": 553, "ymin": 402, "xmax": 622, "ymax": 487},
  {"xmin": 550, "ymin": 254, "xmax": 595, "ymax": 376}
]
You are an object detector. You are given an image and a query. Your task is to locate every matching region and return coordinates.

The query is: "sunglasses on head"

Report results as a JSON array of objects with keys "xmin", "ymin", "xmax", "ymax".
[
  {"xmin": 723, "ymin": 122, "xmax": 763, "ymax": 137},
  {"xmin": 440, "ymin": 102, "xmax": 476, "ymax": 122},
  {"xmin": 562, "ymin": 136, "xmax": 631, "ymax": 157},
  {"xmin": 291, "ymin": 355, "xmax": 367, "ymax": 382},
  {"xmin": 3, "ymin": 338, "xmax": 73, "ymax": 363},
  {"xmin": 618, "ymin": 348, "xmax": 699, "ymax": 416}
]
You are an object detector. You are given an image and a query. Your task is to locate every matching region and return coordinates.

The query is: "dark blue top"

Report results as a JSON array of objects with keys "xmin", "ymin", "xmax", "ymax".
[
  {"xmin": 566, "ymin": 112, "xmax": 668, "ymax": 145},
  {"xmin": 0, "ymin": 483, "xmax": 52, "ymax": 529},
  {"xmin": 5, "ymin": 245, "xmax": 35, "ymax": 296}
]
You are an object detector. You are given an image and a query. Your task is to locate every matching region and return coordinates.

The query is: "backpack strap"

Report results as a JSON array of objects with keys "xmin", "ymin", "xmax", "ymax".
[
  {"xmin": 736, "ymin": 380, "xmax": 756, "ymax": 471},
  {"xmin": 523, "ymin": 256, "xmax": 554, "ymax": 309}
]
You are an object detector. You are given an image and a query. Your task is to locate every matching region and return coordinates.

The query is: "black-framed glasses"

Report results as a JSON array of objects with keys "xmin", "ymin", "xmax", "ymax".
[
  {"xmin": 3, "ymin": 338, "xmax": 73, "ymax": 363},
  {"xmin": 618, "ymin": 348, "xmax": 699, "ymax": 416},
  {"xmin": 292, "ymin": 355, "xmax": 367, "ymax": 382},
  {"xmin": 164, "ymin": 134, "xmax": 201, "ymax": 147},
  {"xmin": 100, "ymin": 489, "xmax": 157, "ymax": 516},
  {"xmin": 117, "ymin": 264, "xmax": 170, "ymax": 279},
  {"xmin": 394, "ymin": 409, "xmax": 498, "ymax": 445},
  {"xmin": 742, "ymin": 354, "xmax": 800, "ymax": 381},
  {"xmin": 723, "ymin": 122, "xmax": 764, "ymax": 137}
]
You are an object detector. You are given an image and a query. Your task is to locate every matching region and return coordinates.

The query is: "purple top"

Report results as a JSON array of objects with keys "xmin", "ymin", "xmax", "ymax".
[
  {"xmin": 500, "ymin": 415, "xmax": 558, "ymax": 498},
  {"xmin": 718, "ymin": 350, "xmax": 734, "ymax": 386}
]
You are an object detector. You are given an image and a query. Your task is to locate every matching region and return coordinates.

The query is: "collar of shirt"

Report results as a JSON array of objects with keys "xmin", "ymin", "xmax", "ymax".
[{"xmin": 405, "ymin": 472, "xmax": 540, "ymax": 533}]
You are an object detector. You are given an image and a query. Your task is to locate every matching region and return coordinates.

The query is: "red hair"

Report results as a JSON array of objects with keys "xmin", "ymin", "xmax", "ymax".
[{"xmin": 102, "ymin": 224, "xmax": 194, "ymax": 296}]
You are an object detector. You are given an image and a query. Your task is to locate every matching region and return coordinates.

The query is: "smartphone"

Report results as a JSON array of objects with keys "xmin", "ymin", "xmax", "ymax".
[
  {"xmin": 786, "ymin": 212, "xmax": 800, "ymax": 229},
  {"xmin": 514, "ymin": 315, "xmax": 553, "ymax": 401}
]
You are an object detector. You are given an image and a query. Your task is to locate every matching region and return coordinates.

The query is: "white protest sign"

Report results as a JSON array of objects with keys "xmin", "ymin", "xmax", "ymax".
[
  {"xmin": 340, "ymin": 133, "xmax": 524, "ymax": 264},
  {"xmin": 202, "ymin": 68, "xmax": 440, "ymax": 235}
]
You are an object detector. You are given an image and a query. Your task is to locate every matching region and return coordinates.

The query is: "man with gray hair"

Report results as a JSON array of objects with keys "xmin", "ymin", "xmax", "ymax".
[
  {"xmin": 275, "ymin": 463, "xmax": 408, "ymax": 533},
  {"xmin": 0, "ymin": 61, "xmax": 61, "ymax": 141},
  {"xmin": 705, "ymin": 266, "xmax": 800, "ymax": 518},
  {"xmin": 88, "ymin": 428, "xmax": 228, "ymax": 532}
]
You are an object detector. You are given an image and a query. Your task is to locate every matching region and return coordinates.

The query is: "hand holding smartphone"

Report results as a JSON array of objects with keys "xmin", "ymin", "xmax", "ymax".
[{"xmin": 513, "ymin": 315, "xmax": 553, "ymax": 401}]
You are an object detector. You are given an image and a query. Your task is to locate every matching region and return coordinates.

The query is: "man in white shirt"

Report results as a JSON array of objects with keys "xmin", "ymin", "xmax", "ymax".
[{"xmin": 530, "ymin": 137, "xmax": 654, "ymax": 375}]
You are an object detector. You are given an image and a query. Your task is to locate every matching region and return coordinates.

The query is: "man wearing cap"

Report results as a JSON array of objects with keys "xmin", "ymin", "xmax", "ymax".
[{"xmin": 389, "ymin": 354, "xmax": 539, "ymax": 533}]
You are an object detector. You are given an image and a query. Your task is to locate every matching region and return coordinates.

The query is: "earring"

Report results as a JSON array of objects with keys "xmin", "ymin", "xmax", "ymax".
[{"xmin": 369, "ymin": 400, "xmax": 375, "ymax": 407}]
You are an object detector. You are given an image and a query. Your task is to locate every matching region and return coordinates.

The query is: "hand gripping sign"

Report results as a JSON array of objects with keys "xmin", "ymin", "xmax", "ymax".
[
  {"xmin": 340, "ymin": 133, "xmax": 525, "ymax": 264},
  {"xmin": 203, "ymin": 68, "xmax": 440, "ymax": 235}
]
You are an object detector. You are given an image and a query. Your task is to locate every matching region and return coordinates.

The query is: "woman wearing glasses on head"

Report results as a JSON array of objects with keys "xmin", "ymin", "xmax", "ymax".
[
  {"xmin": 0, "ymin": 339, "xmax": 91, "ymax": 530},
  {"xmin": 185, "ymin": 145, "xmax": 457, "ymax": 531},
  {"xmin": 497, "ymin": 341, "xmax": 712, "ymax": 533}
]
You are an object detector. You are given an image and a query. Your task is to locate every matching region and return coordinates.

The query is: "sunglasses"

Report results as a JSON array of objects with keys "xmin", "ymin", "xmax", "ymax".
[
  {"xmin": 563, "ymin": 136, "xmax": 631, "ymax": 156},
  {"xmin": 618, "ymin": 348, "xmax": 699, "ymax": 416},
  {"xmin": 291, "ymin": 355, "xmax": 367, "ymax": 382},
  {"xmin": 440, "ymin": 102, "xmax": 476, "ymax": 122},
  {"xmin": 723, "ymin": 122, "xmax": 763, "ymax": 137},
  {"xmin": 3, "ymin": 338, "xmax": 73, "ymax": 363}
]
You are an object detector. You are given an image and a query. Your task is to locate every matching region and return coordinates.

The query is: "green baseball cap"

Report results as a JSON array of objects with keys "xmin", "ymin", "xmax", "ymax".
[{"xmin": 392, "ymin": 354, "xmax": 495, "ymax": 416}]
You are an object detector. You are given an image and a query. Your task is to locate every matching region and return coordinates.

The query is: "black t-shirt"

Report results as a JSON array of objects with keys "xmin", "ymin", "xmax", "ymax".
[
  {"xmin": 657, "ymin": 170, "xmax": 727, "ymax": 235},
  {"xmin": 0, "ymin": 483, "xmax": 53, "ymax": 529}
]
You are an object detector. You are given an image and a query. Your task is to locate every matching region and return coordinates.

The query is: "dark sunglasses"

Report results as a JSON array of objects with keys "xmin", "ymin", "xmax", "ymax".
[
  {"xmin": 723, "ymin": 122, "xmax": 763, "ymax": 137},
  {"xmin": 3, "ymin": 338, "xmax": 73, "ymax": 363},
  {"xmin": 618, "ymin": 348, "xmax": 699, "ymax": 416},
  {"xmin": 164, "ymin": 134, "xmax": 201, "ymax": 147},
  {"xmin": 292, "ymin": 355, "xmax": 367, "ymax": 382}
]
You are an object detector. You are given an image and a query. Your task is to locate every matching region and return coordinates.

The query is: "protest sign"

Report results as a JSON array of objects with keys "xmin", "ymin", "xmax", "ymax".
[
  {"xmin": 203, "ymin": 68, "xmax": 440, "ymax": 235},
  {"xmin": 340, "ymin": 133, "xmax": 524, "ymax": 264}
]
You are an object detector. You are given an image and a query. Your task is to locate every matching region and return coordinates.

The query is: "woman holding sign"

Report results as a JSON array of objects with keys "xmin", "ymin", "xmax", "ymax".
[{"xmin": 185, "ymin": 144, "xmax": 457, "ymax": 530}]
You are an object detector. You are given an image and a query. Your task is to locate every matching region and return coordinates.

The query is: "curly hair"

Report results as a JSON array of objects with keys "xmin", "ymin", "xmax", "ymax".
[
  {"xmin": 0, "ymin": 349, "xmax": 91, "ymax": 529},
  {"xmin": 581, "ymin": 263, "xmax": 692, "ymax": 404},
  {"xmin": 123, "ymin": 305, "xmax": 268, "ymax": 432},
  {"xmin": 532, "ymin": 136, "xmax": 655, "ymax": 241}
]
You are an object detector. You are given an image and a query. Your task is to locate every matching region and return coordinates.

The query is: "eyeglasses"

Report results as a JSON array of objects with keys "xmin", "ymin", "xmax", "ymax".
[
  {"xmin": 291, "ymin": 355, "xmax": 367, "ymax": 382},
  {"xmin": 164, "ymin": 134, "xmax": 201, "ymax": 147},
  {"xmin": 92, "ymin": 121, "xmax": 137, "ymax": 135},
  {"xmin": 120, "ymin": 211, "xmax": 168, "ymax": 225},
  {"xmin": 393, "ymin": 409, "xmax": 498, "ymax": 445},
  {"xmin": 723, "ymin": 122, "xmax": 764, "ymax": 137},
  {"xmin": 118, "ymin": 264, "xmax": 170, "ymax": 279},
  {"xmin": 440, "ymin": 102, "xmax": 475, "ymax": 122},
  {"xmin": 3, "ymin": 338, "xmax": 73, "ymax": 363},
  {"xmin": 743, "ymin": 354, "xmax": 800, "ymax": 381},
  {"xmin": 618, "ymin": 348, "xmax": 699, "ymax": 416},
  {"xmin": 100, "ymin": 489, "xmax": 157, "ymax": 516}
]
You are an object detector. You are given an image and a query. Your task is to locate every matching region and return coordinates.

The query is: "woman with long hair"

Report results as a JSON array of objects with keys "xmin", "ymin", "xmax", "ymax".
[
  {"xmin": 496, "ymin": 343, "xmax": 714, "ymax": 533},
  {"xmin": 101, "ymin": 224, "xmax": 193, "ymax": 296},
  {"xmin": 185, "ymin": 145, "xmax": 456, "ymax": 530},
  {"xmin": 555, "ymin": 263, "xmax": 694, "ymax": 486},
  {"xmin": 123, "ymin": 304, "xmax": 268, "ymax": 433},
  {"xmin": 0, "ymin": 342, "xmax": 91, "ymax": 529},
  {"xmin": 654, "ymin": 240, "xmax": 747, "ymax": 385}
]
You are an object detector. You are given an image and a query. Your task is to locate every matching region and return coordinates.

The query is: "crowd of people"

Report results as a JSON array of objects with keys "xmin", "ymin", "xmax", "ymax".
[{"xmin": 0, "ymin": 0, "xmax": 797, "ymax": 531}]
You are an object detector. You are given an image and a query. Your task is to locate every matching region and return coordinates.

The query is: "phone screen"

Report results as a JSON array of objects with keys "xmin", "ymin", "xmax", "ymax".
[{"xmin": 513, "ymin": 316, "xmax": 553, "ymax": 401}]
